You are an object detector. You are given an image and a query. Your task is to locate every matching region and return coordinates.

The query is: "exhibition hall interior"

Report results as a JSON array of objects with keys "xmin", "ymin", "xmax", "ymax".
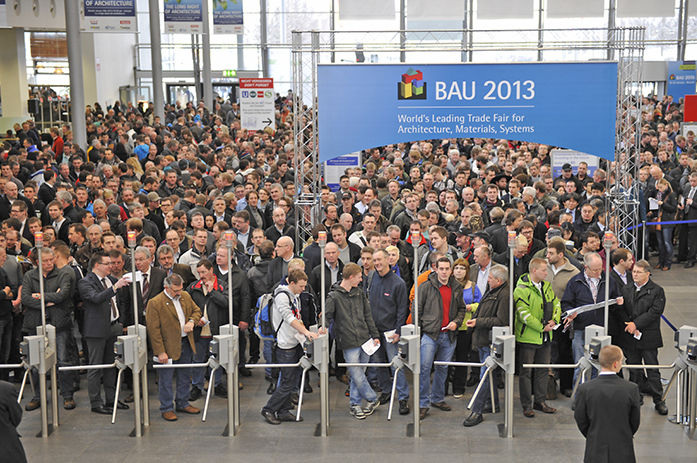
[{"xmin": 0, "ymin": 0, "xmax": 697, "ymax": 462}]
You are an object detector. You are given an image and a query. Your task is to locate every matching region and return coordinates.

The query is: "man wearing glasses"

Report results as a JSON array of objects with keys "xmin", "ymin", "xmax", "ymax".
[
  {"xmin": 618, "ymin": 259, "xmax": 669, "ymax": 415},
  {"xmin": 77, "ymin": 251, "xmax": 131, "ymax": 414}
]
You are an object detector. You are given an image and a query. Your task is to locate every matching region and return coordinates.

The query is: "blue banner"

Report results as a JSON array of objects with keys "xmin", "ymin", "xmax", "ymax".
[
  {"xmin": 213, "ymin": 0, "xmax": 243, "ymax": 34},
  {"xmin": 667, "ymin": 61, "xmax": 696, "ymax": 102},
  {"xmin": 318, "ymin": 63, "xmax": 617, "ymax": 163}
]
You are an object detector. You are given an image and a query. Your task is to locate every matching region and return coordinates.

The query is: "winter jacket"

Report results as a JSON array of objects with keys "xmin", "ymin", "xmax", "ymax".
[
  {"xmin": 619, "ymin": 279, "xmax": 665, "ymax": 350},
  {"xmin": 21, "ymin": 266, "xmax": 74, "ymax": 333},
  {"xmin": 187, "ymin": 276, "xmax": 228, "ymax": 338},
  {"xmin": 471, "ymin": 282, "xmax": 510, "ymax": 349},
  {"xmin": 325, "ymin": 285, "xmax": 380, "ymax": 350},
  {"xmin": 514, "ymin": 273, "xmax": 561, "ymax": 345},
  {"xmin": 214, "ymin": 263, "xmax": 251, "ymax": 325},
  {"xmin": 560, "ymin": 272, "xmax": 621, "ymax": 331},
  {"xmin": 417, "ymin": 272, "xmax": 466, "ymax": 342}
]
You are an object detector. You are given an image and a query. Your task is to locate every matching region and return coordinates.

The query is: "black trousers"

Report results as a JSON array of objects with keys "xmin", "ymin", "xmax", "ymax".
[
  {"xmin": 551, "ymin": 328, "xmax": 574, "ymax": 391},
  {"xmin": 626, "ymin": 346, "xmax": 663, "ymax": 403},
  {"xmin": 451, "ymin": 329, "xmax": 477, "ymax": 394},
  {"xmin": 518, "ymin": 342, "xmax": 551, "ymax": 411},
  {"xmin": 686, "ymin": 227, "xmax": 697, "ymax": 262},
  {"xmin": 263, "ymin": 344, "xmax": 303, "ymax": 413}
]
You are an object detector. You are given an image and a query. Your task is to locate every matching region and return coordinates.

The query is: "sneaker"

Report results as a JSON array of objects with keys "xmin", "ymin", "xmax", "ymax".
[
  {"xmin": 277, "ymin": 410, "xmax": 302, "ymax": 422},
  {"xmin": 452, "ymin": 391, "xmax": 464, "ymax": 399},
  {"xmin": 378, "ymin": 392, "xmax": 390, "ymax": 405},
  {"xmin": 350, "ymin": 405, "xmax": 366, "ymax": 420},
  {"xmin": 363, "ymin": 399, "xmax": 380, "ymax": 416},
  {"xmin": 398, "ymin": 399, "xmax": 410, "ymax": 415},
  {"xmin": 261, "ymin": 408, "xmax": 281, "ymax": 425}
]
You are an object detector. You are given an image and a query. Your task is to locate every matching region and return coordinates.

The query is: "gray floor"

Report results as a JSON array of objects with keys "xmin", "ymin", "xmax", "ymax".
[{"xmin": 15, "ymin": 268, "xmax": 697, "ymax": 462}]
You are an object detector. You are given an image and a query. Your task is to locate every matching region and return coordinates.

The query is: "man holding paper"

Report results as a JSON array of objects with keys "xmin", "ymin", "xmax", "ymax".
[
  {"xmin": 325, "ymin": 263, "xmax": 381, "ymax": 420},
  {"xmin": 367, "ymin": 249, "xmax": 410, "ymax": 415},
  {"xmin": 619, "ymin": 259, "xmax": 668, "ymax": 416}
]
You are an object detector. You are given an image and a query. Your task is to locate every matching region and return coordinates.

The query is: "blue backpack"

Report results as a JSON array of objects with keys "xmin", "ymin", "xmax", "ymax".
[{"xmin": 253, "ymin": 290, "xmax": 293, "ymax": 341}]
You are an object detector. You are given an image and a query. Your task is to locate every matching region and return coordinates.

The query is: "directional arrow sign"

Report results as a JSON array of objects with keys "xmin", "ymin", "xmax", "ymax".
[{"xmin": 239, "ymin": 78, "xmax": 276, "ymax": 132}]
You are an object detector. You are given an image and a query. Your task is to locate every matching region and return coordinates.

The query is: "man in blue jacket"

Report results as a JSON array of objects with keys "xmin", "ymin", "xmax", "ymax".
[
  {"xmin": 367, "ymin": 249, "xmax": 410, "ymax": 415},
  {"xmin": 561, "ymin": 252, "xmax": 623, "ymax": 385}
]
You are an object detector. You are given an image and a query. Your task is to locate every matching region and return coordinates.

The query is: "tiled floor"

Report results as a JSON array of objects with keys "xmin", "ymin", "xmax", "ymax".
[{"xmin": 14, "ymin": 268, "xmax": 697, "ymax": 462}]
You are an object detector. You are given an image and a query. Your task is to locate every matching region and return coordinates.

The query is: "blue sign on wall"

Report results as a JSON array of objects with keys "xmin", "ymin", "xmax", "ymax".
[
  {"xmin": 83, "ymin": 0, "xmax": 135, "ymax": 17},
  {"xmin": 667, "ymin": 61, "xmax": 696, "ymax": 102},
  {"xmin": 318, "ymin": 63, "xmax": 617, "ymax": 163}
]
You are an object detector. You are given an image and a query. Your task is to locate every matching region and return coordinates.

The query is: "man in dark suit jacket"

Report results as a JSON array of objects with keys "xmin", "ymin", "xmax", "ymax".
[
  {"xmin": 121, "ymin": 246, "xmax": 167, "ymax": 327},
  {"xmin": 574, "ymin": 345, "xmax": 641, "ymax": 463},
  {"xmin": 680, "ymin": 173, "xmax": 697, "ymax": 267},
  {"xmin": 77, "ymin": 251, "xmax": 132, "ymax": 414},
  {"xmin": 0, "ymin": 381, "xmax": 26, "ymax": 463}
]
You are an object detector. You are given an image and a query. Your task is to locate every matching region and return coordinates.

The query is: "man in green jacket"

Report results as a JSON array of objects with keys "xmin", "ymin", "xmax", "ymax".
[{"xmin": 514, "ymin": 257, "xmax": 561, "ymax": 417}]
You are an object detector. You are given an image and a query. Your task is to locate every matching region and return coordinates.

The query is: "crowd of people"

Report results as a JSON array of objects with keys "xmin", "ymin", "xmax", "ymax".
[{"xmin": 0, "ymin": 92, "xmax": 689, "ymax": 427}]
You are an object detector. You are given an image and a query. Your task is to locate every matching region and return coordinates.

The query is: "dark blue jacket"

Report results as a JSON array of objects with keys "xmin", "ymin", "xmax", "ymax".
[
  {"xmin": 561, "ymin": 272, "xmax": 621, "ymax": 331},
  {"xmin": 367, "ymin": 270, "xmax": 408, "ymax": 333}
]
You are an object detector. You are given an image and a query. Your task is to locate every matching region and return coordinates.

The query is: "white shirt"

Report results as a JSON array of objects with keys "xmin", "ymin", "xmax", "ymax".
[
  {"xmin": 476, "ymin": 262, "xmax": 491, "ymax": 296},
  {"xmin": 165, "ymin": 290, "xmax": 187, "ymax": 337},
  {"xmin": 101, "ymin": 277, "xmax": 120, "ymax": 322}
]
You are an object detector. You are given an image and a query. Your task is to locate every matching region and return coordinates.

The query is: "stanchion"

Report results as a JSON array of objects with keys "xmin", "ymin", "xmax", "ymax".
[
  {"xmin": 641, "ymin": 220, "xmax": 646, "ymax": 261},
  {"xmin": 602, "ymin": 232, "xmax": 613, "ymax": 335},
  {"xmin": 504, "ymin": 231, "xmax": 516, "ymax": 439},
  {"xmin": 222, "ymin": 231, "xmax": 239, "ymax": 436},
  {"xmin": 317, "ymin": 230, "xmax": 329, "ymax": 436},
  {"xmin": 409, "ymin": 230, "xmax": 421, "ymax": 438}
]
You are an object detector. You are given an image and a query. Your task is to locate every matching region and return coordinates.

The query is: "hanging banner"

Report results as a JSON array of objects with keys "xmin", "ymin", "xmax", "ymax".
[
  {"xmin": 318, "ymin": 62, "xmax": 617, "ymax": 163},
  {"xmin": 164, "ymin": 0, "xmax": 203, "ymax": 34},
  {"xmin": 666, "ymin": 61, "xmax": 696, "ymax": 102},
  {"xmin": 0, "ymin": 0, "xmax": 7, "ymax": 29},
  {"xmin": 239, "ymin": 78, "xmax": 275, "ymax": 132},
  {"xmin": 213, "ymin": 0, "xmax": 243, "ymax": 34},
  {"xmin": 80, "ymin": 0, "xmax": 136, "ymax": 32}
]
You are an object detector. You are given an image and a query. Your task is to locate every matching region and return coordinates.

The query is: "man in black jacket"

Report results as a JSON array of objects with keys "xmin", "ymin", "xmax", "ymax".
[
  {"xmin": 77, "ymin": 251, "xmax": 131, "ymax": 414},
  {"xmin": 417, "ymin": 257, "xmax": 465, "ymax": 420},
  {"xmin": 0, "ymin": 380, "xmax": 26, "ymax": 463},
  {"xmin": 574, "ymin": 345, "xmax": 641, "ymax": 463},
  {"xmin": 463, "ymin": 264, "xmax": 509, "ymax": 427},
  {"xmin": 619, "ymin": 259, "xmax": 669, "ymax": 415}
]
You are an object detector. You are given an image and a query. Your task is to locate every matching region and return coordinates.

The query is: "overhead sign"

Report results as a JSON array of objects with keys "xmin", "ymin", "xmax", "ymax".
[
  {"xmin": 551, "ymin": 149, "xmax": 599, "ymax": 179},
  {"xmin": 667, "ymin": 61, "xmax": 696, "ymax": 102},
  {"xmin": 318, "ymin": 63, "xmax": 617, "ymax": 163},
  {"xmin": 6, "ymin": 0, "xmax": 66, "ymax": 30},
  {"xmin": 81, "ymin": 0, "xmax": 136, "ymax": 33},
  {"xmin": 325, "ymin": 153, "xmax": 362, "ymax": 192},
  {"xmin": 164, "ymin": 0, "xmax": 203, "ymax": 34},
  {"xmin": 0, "ymin": 0, "xmax": 7, "ymax": 28},
  {"xmin": 213, "ymin": 0, "xmax": 243, "ymax": 34},
  {"xmin": 239, "ymin": 78, "xmax": 275, "ymax": 132}
]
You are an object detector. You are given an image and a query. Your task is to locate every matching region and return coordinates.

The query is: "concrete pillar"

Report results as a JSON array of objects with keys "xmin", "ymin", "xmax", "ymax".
[
  {"xmin": 149, "ymin": 0, "xmax": 165, "ymax": 121},
  {"xmin": 202, "ymin": 0, "xmax": 213, "ymax": 111},
  {"xmin": 81, "ymin": 33, "xmax": 99, "ymax": 108},
  {"xmin": 65, "ymin": 0, "xmax": 87, "ymax": 150},
  {"xmin": 0, "ymin": 28, "xmax": 29, "ymax": 129}
]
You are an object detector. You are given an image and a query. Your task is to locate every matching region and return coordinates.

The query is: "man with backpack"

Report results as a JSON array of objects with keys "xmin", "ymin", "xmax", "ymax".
[{"xmin": 260, "ymin": 269, "xmax": 318, "ymax": 425}]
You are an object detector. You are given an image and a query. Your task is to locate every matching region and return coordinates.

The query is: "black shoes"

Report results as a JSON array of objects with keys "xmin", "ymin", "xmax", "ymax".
[
  {"xmin": 533, "ymin": 402, "xmax": 557, "ymax": 414},
  {"xmin": 267, "ymin": 381, "xmax": 276, "ymax": 395},
  {"xmin": 239, "ymin": 366, "xmax": 252, "ymax": 377},
  {"xmin": 290, "ymin": 392, "xmax": 299, "ymax": 405},
  {"xmin": 463, "ymin": 412, "xmax": 483, "ymax": 427},
  {"xmin": 466, "ymin": 375, "xmax": 478, "ymax": 387},
  {"xmin": 378, "ymin": 392, "xmax": 391, "ymax": 405},
  {"xmin": 214, "ymin": 385, "xmax": 228, "ymax": 398},
  {"xmin": 277, "ymin": 410, "xmax": 302, "ymax": 422},
  {"xmin": 398, "ymin": 399, "xmax": 410, "ymax": 415},
  {"xmin": 655, "ymin": 401, "xmax": 668, "ymax": 415},
  {"xmin": 261, "ymin": 409, "xmax": 281, "ymax": 425},
  {"xmin": 685, "ymin": 261, "xmax": 695, "ymax": 268},
  {"xmin": 189, "ymin": 386, "xmax": 203, "ymax": 401},
  {"xmin": 91, "ymin": 406, "xmax": 112, "ymax": 415},
  {"xmin": 106, "ymin": 401, "xmax": 129, "ymax": 410},
  {"xmin": 304, "ymin": 382, "xmax": 313, "ymax": 394}
]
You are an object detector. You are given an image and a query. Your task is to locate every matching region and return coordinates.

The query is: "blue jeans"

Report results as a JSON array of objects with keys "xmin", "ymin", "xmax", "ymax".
[
  {"xmin": 369, "ymin": 335, "xmax": 410, "ymax": 401},
  {"xmin": 572, "ymin": 330, "xmax": 598, "ymax": 386},
  {"xmin": 471, "ymin": 346, "xmax": 500, "ymax": 414},
  {"xmin": 157, "ymin": 338, "xmax": 194, "ymax": 413},
  {"xmin": 192, "ymin": 336, "xmax": 222, "ymax": 390},
  {"xmin": 419, "ymin": 332, "xmax": 457, "ymax": 408},
  {"xmin": 343, "ymin": 347, "xmax": 377, "ymax": 406},
  {"xmin": 655, "ymin": 227, "xmax": 674, "ymax": 268}
]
